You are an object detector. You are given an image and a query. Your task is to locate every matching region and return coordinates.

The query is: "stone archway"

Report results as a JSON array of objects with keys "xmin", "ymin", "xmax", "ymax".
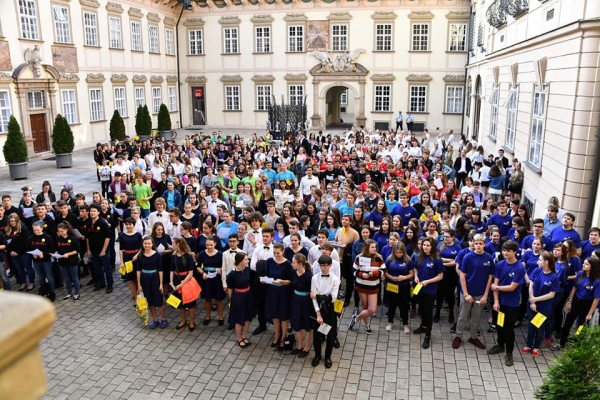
[
  {"xmin": 309, "ymin": 62, "xmax": 368, "ymax": 131},
  {"xmin": 320, "ymin": 83, "xmax": 359, "ymax": 129}
]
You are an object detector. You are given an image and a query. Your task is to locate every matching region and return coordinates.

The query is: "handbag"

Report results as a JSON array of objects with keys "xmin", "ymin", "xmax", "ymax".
[
  {"xmin": 175, "ymin": 253, "xmax": 201, "ymax": 303},
  {"xmin": 283, "ymin": 328, "xmax": 296, "ymax": 350}
]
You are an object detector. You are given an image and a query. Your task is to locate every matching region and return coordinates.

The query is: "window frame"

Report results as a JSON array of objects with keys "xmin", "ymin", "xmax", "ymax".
[
  {"xmin": 27, "ymin": 90, "xmax": 46, "ymax": 109},
  {"xmin": 152, "ymin": 86, "xmax": 162, "ymax": 114},
  {"xmin": 149, "ymin": 24, "xmax": 159, "ymax": 54},
  {"xmin": 167, "ymin": 86, "xmax": 177, "ymax": 112},
  {"xmin": 18, "ymin": 0, "xmax": 40, "ymax": 40},
  {"xmin": 288, "ymin": 85, "xmax": 304, "ymax": 106},
  {"xmin": 113, "ymin": 86, "xmax": 127, "ymax": 118},
  {"xmin": 445, "ymin": 85, "xmax": 464, "ymax": 114},
  {"xmin": 165, "ymin": 28, "xmax": 175, "ymax": 55},
  {"xmin": 256, "ymin": 84, "xmax": 272, "ymax": 111},
  {"xmin": 134, "ymin": 87, "xmax": 145, "ymax": 110},
  {"xmin": 83, "ymin": 11, "xmax": 99, "ymax": 47},
  {"xmin": 331, "ymin": 23, "xmax": 349, "ymax": 52},
  {"xmin": 409, "ymin": 85, "xmax": 428, "ymax": 113},
  {"xmin": 411, "ymin": 23, "xmax": 430, "ymax": 51},
  {"xmin": 188, "ymin": 29, "xmax": 203, "ymax": 55},
  {"xmin": 223, "ymin": 27, "xmax": 239, "ymax": 54},
  {"xmin": 52, "ymin": 4, "xmax": 71, "ymax": 44},
  {"xmin": 374, "ymin": 85, "xmax": 391, "ymax": 112},
  {"xmin": 255, "ymin": 26, "xmax": 271, "ymax": 53},
  {"xmin": 488, "ymin": 87, "xmax": 499, "ymax": 141},
  {"xmin": 503, "ymin": 87, "xmax": 519, "ymax": 151},
  {"xmin": 448, "ymin": 23, "xmax": 467, "ymax": 52},
  {"xmin": 108, "ymin": 16, "xmax": 123, "ymax": 49},
  {"xmin": 374, "ymin": 23, "xmax": 393, "ymax": 52},
  {"xmin": 60, "ymin": 88, "xmax": 78, "ymax": 125},
  {"xmin": 288, "ymin": 25, "xmax": 304, "ymax": 53},
  {"xmin": 130, "ymin": 20, "xmax": 142, "ymax": 51},
  {"xmin": 528, "ymin": 89, "xmax": 548, "ymax": 169},
  {"xmin": 224, "ymin": 85, "xmax": 241, "ymax": 111},
  {"xmin": 89, "ymin": 88, "xmax": 104, "ymax": 122},
  {"xmin": 0, "ymin": 90, "xmax": 12, "ymax": 134}
]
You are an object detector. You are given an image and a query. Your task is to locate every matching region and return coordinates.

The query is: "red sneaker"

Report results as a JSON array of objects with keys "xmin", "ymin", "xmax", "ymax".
[
  {"xmin": 468, "ymin": 337, "xmax": 486, "ymax": 349},
  {"xmin": 532, "ymin": 349, "xmax": 540, "ymax": 357},
  {"xmin": 452, "ymin": 336, "xmax": 462, "ymax": 349},
  {"xmin": 520, "ymin": 346, "xmax": 532, "ymax": 355}
]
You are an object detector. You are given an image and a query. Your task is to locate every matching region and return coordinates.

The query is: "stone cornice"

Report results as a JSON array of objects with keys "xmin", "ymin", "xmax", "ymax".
[
  {"xmin": 147, "ymin": 13, "xmax": 161, "ymax": 23},
  {"xmin": 185, "ymin": 76, "xmax": 207, "ymax": 84},
  {"xmin": 252, "ymin": 74, "xmax": 275, "ymax": 83},
  {"xmin": 79, "ymin": 0, "xmax": 100, "ymax": 9},
  {"xmin": 150, "ymin": 75, "xmax": 164, "ymax": 84},
  {"xmin": 284, "ymin": 13, "xmax": 307, "ymax": 23},
  {"xmin": 407, "ymin": 11, "xmax": 434, "ymax": 21},
  {"xmin": 220, "ymin": 75, "xmax": 243, "ymax": 83},
  {"xmin": 132, "ymin": 75, "xmax": 147, "ymax": 84},
  {"xmin": 218, "ymin": 16, "xmax": 241, "ymax": 26},
  {"xmin": 443, "ymin": 74, "xmax": 466, "ymax": 83},
  {"xmin": 327, "ymin": 12, "xmax": 352, "ymax": 22},
  {"xmin": 110, "ymin": 73, "xmax": 128, "ymax": 83},
  {"xmin": 370, "ymin": 73, "xmax": 396, "ymax": 82},
  {"xmin": 371, "ymin": 11, "xmax": 397, "ymax": 21},
  {"xmin": 284, "ymin": 73, "xmax": 307, "ymax": 82},
  {"xmin": 105, "ymin": 2, "xmax": 123, "ymax": 14},
  {"xmin": 58, "ymin": 73, "xmax": 79, "ymax": 83},
  {"xmin": 446, "ymin": 11, "xmax": 470, "ymax": 21},
  {"xmin": 86, "ymin": 73, "xmax": 105, "ymax": 83},
  {"xmin": 406, "ymin": 73, "xmax": 433, "ymax": 82},
  {"xmin": 251, "ymin": 15, "xmax": 274, "ymax": 24},
  {"xmin": 164, "ymin": 17, "xmax": 176, "ymax": 27},
  {"xmin": 183, "ymin": 18, "xmax": 205, "ymax": 28},
  {"xmin": 128, "ymin": 7, "xmax": 143, "ymax": 19},
  {"xmin": 166, "ymin": 75, "xmax": 178, "ymax": 83},
  {"xmin": 0, "ymin": 72, "xmax": 13, "ymax": 81}
]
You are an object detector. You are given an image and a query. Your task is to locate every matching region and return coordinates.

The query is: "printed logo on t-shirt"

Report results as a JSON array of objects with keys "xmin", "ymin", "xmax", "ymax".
[
  {"xmin": 426, "ymin": 262, "xmax": 434, "ymax": 268},
  {"xmin": 508, "ymin": 272, "xmax": 515, "ymax": 277},
  {"xmin": 586, "ymin": 285, "xmax": 594, "ymax": 291},
  {"xmin": 544, "ymin": 281, "xmax": 553, "ymax": 286},
  {"xmin": 483, "ymin": 261, "xmax": 491, "ymax": 266}
]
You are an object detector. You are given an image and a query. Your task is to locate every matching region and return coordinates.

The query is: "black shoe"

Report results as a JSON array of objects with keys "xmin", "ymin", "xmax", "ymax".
[
  {"xmin": 48, "ymin": 293, "xmax": 56, "ymax": 302},
  {"xmin": 252, "ymin": 325, "xmax": 267, "ymax": 335},
  {"xmin": 422, "ymin": 336, "xmax": 431, "ymax": 349},
  {"xmin": 412, "ymin": 326, "xmax": 427, "ymax": 335},
  {"xmin": 311, "ymin": 356, "xmax": 321, "ymax": 367},
  {"xmin": 105, "ymin": 286, "xmax": 113, "ymax": 294},
  {"xmin": 227, "ymin": 323, "xmax": 235, "ymax": 330},
  {"xmin": 291, "ymin": 348, "xmax": 300, "ymax": 355},
  {"xmin": 334, "ymin": 338, "xmax": 340, "ymax": 348},
  {"xmin": 297, "ymin": 350, "xmax": 308, "ymax": 359},
  {"xmin": 7, "ymin": 271, "xmax": 14, "ymax": 278},
  {"xmin": 87, "ymin": 279, "xmax": 97, "ymax": 287},
  {"xmin": 448, "ymin": 314, "xmax": 455, "ymax": 324},
  {"xmin": 433, "ymin": 311, "xmax": 440, "ymax": 323},
  {"xmin": 325, "ymin": 359, "xmax": 332, "ymax": 369},
  {"xmin": 93, "ymin": 284, "xmax": 106, "ymax": 291},
  {"xmin": 450, "ymin": 322, "xmax": 457, "ymax": 334}
]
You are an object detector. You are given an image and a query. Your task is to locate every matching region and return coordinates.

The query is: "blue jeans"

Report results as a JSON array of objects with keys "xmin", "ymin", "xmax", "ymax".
[
  {"xmin": 61, "ymin": 266, "xmax": 80, "ymax": 295},
  {"xmin": 12, "ymin": 253, "xmax": 34, "ymax": 286},
  {"xmin": 92, "ymin": 252, "xmax": 113, "ymax": 287},
  {"xmin": 526, "ymin": 308, "xmax": 546, "ymax": 349},
  {"xmin": 0, "ymin": 260, "xmax": 10, "ymax": 290},
  {"xmin": 140, "ymin": 208, "xmax": 150, "ymax": 218},
  {"xmin": 34, "ymin": 260, "xmax": 55, "ymax": 294}
]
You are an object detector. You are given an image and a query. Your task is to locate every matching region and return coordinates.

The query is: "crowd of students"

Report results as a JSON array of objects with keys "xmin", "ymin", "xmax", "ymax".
[{"xmin": 2, "ymin": 127, "xmax": 600, "ymax": 370}]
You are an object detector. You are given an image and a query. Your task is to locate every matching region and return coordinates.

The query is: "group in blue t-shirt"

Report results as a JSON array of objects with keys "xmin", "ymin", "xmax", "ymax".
[
  {"xmin": 460, "ymin": 252, "xmax": 495, "ymax": 296},
  {"xmin": 495, "ymin": 260, "xmax": 526, "ymax": 307}
]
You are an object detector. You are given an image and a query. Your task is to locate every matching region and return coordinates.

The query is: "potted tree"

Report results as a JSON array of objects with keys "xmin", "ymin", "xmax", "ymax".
[
  {"xmin": 157, "ymin": 103, "xmax": 173, "ymax": 140},
  {"xmin": 51, "ymin": 114, "xmax": 75, "ymax": 168},
  {"xmin": 109, "ymin": 110, "xmax": 126, "ymax": 142},
  {"xmin": 135, "ymin": 104, "xmax": 152, "ymax": 140},
  {"xmin": 3, "ymin": 115, "xmax": 29, "ymax": 180}
]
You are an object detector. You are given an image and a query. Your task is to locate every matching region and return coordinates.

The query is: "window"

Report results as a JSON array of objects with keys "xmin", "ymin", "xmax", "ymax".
[
  {"xmin": 83, "ymin": 12, "xmax": 98, "ymax": 46},
  {"xmin": 189, "ymin": 29, "xmax": 203, "ymax": 55},
  {"xmin": 256, "ymin": 85, "xmax": 271, "ymax": 111},
  {"xmin": 165, "ymin": 28, "xmax": 174, "ymax": 55},
  {"xmin": 225, "ymin": 85, "xmax": 241, "ymax": 111},
  {"xmin": 528, "ymin": 90, "xmax": 547, "ymax": 167},
  {"xmin": 255, "ymin": 26, "xmax": 271, "ymax": 53},
  {"xmin": 130, "ymin": 21, "xmax": 142, "ymax": 51},
  {"xmin": 465, "ymin": 84, "xmax": 472, "ymax": 117},
  {"xmin": 288, "ymin": 25, "xmax": 304, "ymax": 52},
  {"xmin": 489, "ymin": 87, "xmax": 499, "ymax": 140},
  {"xmin": 340, "ymin": 89, "xmax": 348, "ymax": 105},
  {"xmin": 504, "ymin": 89, "xmax": 518, "ymax": 150},
  {"xmin": 449, "ymin": 23, "xmax": 467, "ymax": 52},
  {"xmin": 375, "ymin": 23, "xmax": 393, "ymax": 51},
  {"xmin": 19, "ymin": 0, "xmax": 39, "ymax": 40},
  {"xmin": 445, "ymin": 86, "xmax": 464, "ymax": 114},
  {"xmin": 0, "ymin": 91, "xmax": 11, "ymax": 133},
  {"xmin": 61, "ymin": 89, "xmax": 78, "ymax": 124},
  {"xmin": 53, "ymin": 5, "xmax": 71, "ymax": 44},
  {"xmin": 27, "ymin": 91, "xmax": 45, "ymax": 109},
  {"xmin": 167, "ymin": 86, "xmax": 177, "ymax": 112},
  {"xmin": 114, "ymin": 87, "xmax": 126, "ymax": 118},
  {"xmin": 223, "ymin": 27, "xmax": 239, "ymax": 54},
  {"xmin": 468, "ymin": 12, "xmax": 475, "ymax": 51},
  {"xmin": 289, "ymin": 85, "xmax": 304, "ymax": 106},
  {"xmin": 134, "ymin": 87, "xmax": 145, "ymax": 109},
  {"xmin": 409, "ymin": 86, "xmax": 427, "ymax": 112},
  {"xmin": 152, "ymin": 87, "xmax": 162, "ymax": 114},
  {"xmin": 331, "ymin": 24, "xmax": 348, "ymax": 51},
  {"xmin": 149, "ymin": 25, "xmax": 159, "ymax": 53},
  {"xmin": 374, "ymin": 85, "xmax": 391, "ymax": 112},
  {"xmin": 109, "ymin": 17, "xmax": 122, "ymax": 49},
  {"xmin": 89, "ymin": 88, "xmax": 104, "ymax": 122},
  {"xmin": 411, "ymin": 23, "xmax": 429, "ymax": 51}
]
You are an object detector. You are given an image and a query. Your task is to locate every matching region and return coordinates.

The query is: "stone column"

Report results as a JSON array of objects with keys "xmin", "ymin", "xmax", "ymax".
[
  {"xmin": 310, "ymin": 78, "xmax": 322, "ymax": 131},
  {"xmin": 356, "ymin": 76, "xmax": 367, "ymax": 128}
]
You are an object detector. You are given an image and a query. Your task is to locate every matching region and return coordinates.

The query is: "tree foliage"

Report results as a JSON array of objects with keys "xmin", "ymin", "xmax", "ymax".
[
  {"xmin": 109, "ymin": 109, "xmax": 126, "ymax": 141},
  {"xmin": 157, "ymin": 103, "xmax": 172, "ymax": 131},
  {"xmin": 51, "ymin": 114, "xmax": 75, "ymax": 154},
  {"xmin": 135, "ymin": 104, "xmax": 152, "ymax": 136},
  {"xmin": 3, "ymin": 115, "xmax": 28, "ymax": 164}
]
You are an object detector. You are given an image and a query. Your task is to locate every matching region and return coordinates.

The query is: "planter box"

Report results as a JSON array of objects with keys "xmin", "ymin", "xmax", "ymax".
[
  {"xmin": 55, "ymin": 153, "xmax": 73, "ymax": 169},
  {"xmin": 8, "ymin": 162, "xmax": 29, "ymax": 180},
  {"xmin": 159, "ymin": 130, "xmax": 175, "ymax": 141}
]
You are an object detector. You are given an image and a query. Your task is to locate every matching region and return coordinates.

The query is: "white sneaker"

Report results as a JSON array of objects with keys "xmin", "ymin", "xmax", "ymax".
[
  {"xmin": 403, "ymin": 325, "xmax": 410, "ymax": 334},
  {"xmin": 386, "ymin": 323, "xmax": 393, "ymax": 332}
]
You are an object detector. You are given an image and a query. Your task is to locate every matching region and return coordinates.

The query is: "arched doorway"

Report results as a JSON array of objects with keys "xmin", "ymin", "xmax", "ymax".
[
  {"xmin": 325, "ymin": 85, "xmax": 355, "ymax": 129},
  {"xmin": 473, "ymin": 75, "xmax": 482, "ymax": 141}
]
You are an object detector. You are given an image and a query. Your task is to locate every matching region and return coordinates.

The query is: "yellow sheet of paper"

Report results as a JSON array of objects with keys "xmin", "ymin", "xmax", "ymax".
[
  {"xmin": 125, "ymin": 261, "xmax": 134, "ymax": 273},
  {"xmin": 576, "ymin": 325, "xmax": 585, "ymax": 335},
  {"xmin": 166, "ymin": 294, "xmax": 181, "ymax": 308},
  {"xmin": 119, "ymin": 266, "xmax": 126, "ymax": 275},
  {"xmin": 530, "ymin": 312, "xmax": 547, "ymax": 328},
  {"xmin": 333, "ymin": 300, "xmax": 344, "ymax": 314},
  {"xmin": 412, "ymin": 283, "xmax": 423, "ymax": 296},
  {"xmin": 497, "ymin": 311, "xmax": 505, "ymax": 327},
  {"xmin": 386, "ymin": 283, "xmax": 399, "ymax": 293},
  {"xmin": 410, "ymin": 287, "xmax": 415, "ymax": 297}
]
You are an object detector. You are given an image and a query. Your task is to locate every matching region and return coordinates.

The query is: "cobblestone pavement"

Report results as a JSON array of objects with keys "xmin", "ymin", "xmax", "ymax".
[{"xmin": 0, "ymin": 135, "xmax": 556, "ymax": 400}]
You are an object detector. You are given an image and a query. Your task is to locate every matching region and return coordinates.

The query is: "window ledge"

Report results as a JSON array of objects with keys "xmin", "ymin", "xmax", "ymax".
[
  {"xmin": 149, "ymin": 51, "xmax": 160, "ymax": 55},
  {"xmin": 254, "ymin": 110, "xmax": 268, "ymax": 112},
  {"xmin": 372, "ymin": 50, "xmax": 395, "ymax": 53},
  {"xmin": 408, "ymin": 50, "xmax": 432, "ymax": 53},
  {"xmin": 187, "ymin": 53, "xmax": 205, "ymax": 56},
  {"xmin": 109, "ymin": 47, "xmax": 125, "ymax": 51},
  {"xmin": 501, "ymin": 145, "xmax": 514, "ymax": 155},
  {"xmin": 83, "ymin": 44, "xmax": 101, "ymax": 48},
  {"xmin": 409, "ymin": 112, "xmax": 430, "ymax": 115},
  {"xmin": 524, "ymin": 161, "xmax": 541, "ymax": 175},
  {"xmin": 371, "ymin": 111, "xmax": 394, "ymax": 114},
  {"xmin": 166, "ymin": 53, "xmax": 176, "ymax": 57},
  {"xmin": 18, "ymin": 38, "xmax": 44, "ymax": 43},
  {"xmin": 487, "ymin": 135, "xmax": 497, "ymax": 143},
  {"xmin": 68, "ymin": 123, "xmax": 82, "ymax": 126},
  {"xmin": 285, "ymin": 51, "xmax": 306, "ymax": 54},
  {"xmin": 221, "ymin": 53, "xmax": 241, "ymax": 56},
  {"xmin": 53, "ymin": 42, "xmax": 75, "ymax": 47},
  {"xmin": 252, "ymin": 52, "xmax": 273, "ymax": 55},
  {"xmin": 445, "ymin": 50, "xmax": 467, "ymax": 54},
  {"xmin": 131, "ymin": 49, "xmax": 144, "ymax": 53},
  {"xmin": 442, "ymin": 112, "xmax": 463, "ymax": 115},
  {"xmin": 223, "ymin": 110, "xmax": 242, "ymax": 112},
  {"xmin": 90, "ymin": 120, "xmax": 107, "ymax": 124}
]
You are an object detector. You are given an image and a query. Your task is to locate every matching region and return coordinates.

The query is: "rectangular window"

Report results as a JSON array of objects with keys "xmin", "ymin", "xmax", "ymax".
[
  {"xmin": 27, "ymin": 91, "xmax": 45, "ymax": 109},
  {"xmin": 529, "ymin": 91, "xmax": 547, "ymax": 167},
  {"xmin": 340, "ymin": 89, "xmax": 348, "ymax": 105},
  {"xmin": 411, "ymin": 23, "xmax": 429, "ymax": 51},
  {"xmin": 53, "ymin": 5, "xmax": 71, "ymax": 44},
  {"xmin": 489, "ymin": 87, "xmax": 499, "ymax": 140},
  {"xmin": 134, "ymin": 87, "xmax": 145, "ymax": 109},
  {"xmin": 19, "ymin": 0, "xmax": 39, "ymax": 40},
  {"xmin": 445, "ymin": 86, "xmax": 464, "ymax": 114},
  {"xmin": 165, "ymin": 28, "xmax": 174, "ymax": 55},
  {"xmin": 256, "ymin": 85, "xmax": 272, "ymax": 111},
  {"xmin": 448, "ymin": 23, "xmax": 467, "ymax": 52},
  {"xmin": 374, "ymin": 85, "xmax": 391, "ymax": 112},
  {"xmin": 289, "ymin": 85, "xmax": 304, "ymax": 106},
  {"xmin": 288, "ymin": 25, "xmax": 304, "ymax": 52},
  {"xmin": 0, "ymin": 91, "xmax": 11, "ymax": 133},
  {"xmin": 131, "ymin": 21, "xmax": 142, "ymax": 51},
  {"xmin": 61, "ymin": 89, "xmax": 78, "ymax": 124},
  {"xmin": 149, "ymin": 25, "xmax": 159, "ymax": 53},
  {"xmin": 375, "ymin": 23, "xmax": 393, "ymax": 51},
  {"xmin": 331, "ymin": 24, "xmax": 348, "ymax": 52},
  {"xmin": 504, "ymin": 89, "xmax": 518, "ymax": 150},
  {"xmin": 109, "ymin": 16, "xmax": 122, "ymax": 49},
  {"xmin": 225, "ymin": 85, "xmax": 241, "ymax": 111},
  {"xmin": 409, "ymin": 86, "xmax": 427, "ymax": 112},
  {"xmin": 114, "ymin": 87, "xmax": 126, "ymax": 118},
  {"xmin": 89, "ymin": 88, "xmax": 104, "ymax": 122},
  {"xmin": 255, "ymin": 26, "xmax": 271, "ymax": 53},
  {"xmin": 83, "ymin": 12, "xmax": 98, "ymax": 46},
  {"xmin": 223, "ymin": 27, "xmax": 239, "ymax": 54},
  {"xmin": 189, "ymin": 29, "xmax": 203, "ymax": 55},
  {"xmin": 167, "ymin": 86, "xmax": 177, "ymax": 112},
  {"xmin": 152, "ymin": 87, "xmax": 162, "ymax": 114}
]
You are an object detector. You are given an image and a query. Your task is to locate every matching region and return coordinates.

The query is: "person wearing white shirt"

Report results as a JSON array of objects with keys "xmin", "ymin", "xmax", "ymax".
[
  {"xmin": 172, "ymin": 159, "xmax": 185, "ymax": 177},
  {"xmin": 150, "ymin": 160, "xmax": 165, "ymax": 182},
  {"xmin": 243, "ymin": 212, "xmax": 264, "ymax": 259},
  {"xmin": 308, "ymin": 231, "xmax": 341, "ymax": 265},
  {"xmin": 166, "ymin": 208, "xmax": 183, "ymax": 240},
  {"xmin": 299, "ymin": 167, "xmax": 320, "ymax": 197},
  {"xmin": 311, "ymin": 243, "xmax": 341, "ymax": 278},
  {"xmin": 250, "ymin": 228, "xmax": 274, "ymax": 335},
  {"xmin": 130, "ymin": 207, "xmax": 149, "ymax": 236},
  {"xmin": 207, "ymin": 188, "xmax": 227, "ymax": 218},
  {"xmin": 283, "ymin": 222, "xmax": 316, "ymax": 250},
  {"xmin": 189, "ymin": 152, "xmax": 202, "ymax": 173},
  {"xmin": 147, "ymin": 198, "xmax": 170, "ymax": 230}
]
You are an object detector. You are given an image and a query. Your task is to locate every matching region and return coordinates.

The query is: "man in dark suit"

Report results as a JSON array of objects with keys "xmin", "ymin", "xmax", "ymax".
[
  {"xmin": 453, "ymin": 149, "xmax": 473, "ymax": 188},
  {"xmin": 297, "ymin": 130, "xmax": 311, "ymax": 156}
]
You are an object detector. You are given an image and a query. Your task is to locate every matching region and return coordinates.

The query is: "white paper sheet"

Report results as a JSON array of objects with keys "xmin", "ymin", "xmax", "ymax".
[
  {"xmin": 27, "ymin": 249, "xmax": 43, "ymax": 256},
  {"xmin": 260, "ymin": 276, "xmax": 275, "ymax": 284},
  {"xmin": 317, "ymin": 323, "xmax": 332, "ymax": 335}
]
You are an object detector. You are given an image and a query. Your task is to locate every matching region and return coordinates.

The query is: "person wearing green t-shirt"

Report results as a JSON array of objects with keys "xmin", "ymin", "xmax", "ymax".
[{"xmin": 132, "ymin": 174, "xmax": 153, "ymax": 218}]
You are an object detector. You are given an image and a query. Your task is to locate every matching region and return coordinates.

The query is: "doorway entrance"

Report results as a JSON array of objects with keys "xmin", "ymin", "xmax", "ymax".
[
  {"xmin": 325, "ymin": 86, "xmax": 354, "ymax": 129},
  {"xmin": 192, "ymin": 86, "xmax": 206, "ymax": 125},
  {"xmin": 30, "ymin": 114, "xmax": 48, "ymax": 153}
]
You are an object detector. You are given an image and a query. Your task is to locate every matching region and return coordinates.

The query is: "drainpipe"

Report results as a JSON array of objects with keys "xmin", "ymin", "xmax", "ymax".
[
  {"xmin": 175, "ymin": 4, "xmax": 185, "ymax": 130},
  {"xmin": 584, "ymin": 126, "xmax": 600, "ymax": 232},
  {"xmin": 460, "ymin": 4, "xmax": 474, "ymax": 137}
]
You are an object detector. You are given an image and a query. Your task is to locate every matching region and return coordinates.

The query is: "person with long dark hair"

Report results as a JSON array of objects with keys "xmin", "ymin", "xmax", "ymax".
[
  {"xmin": 227, "ymin": 251, "xmax": 255, "ymax": 348},
  {"xmin": 54, "ymin": 222, "xmax": 81, "ymax": 301},
  {"xmin": 435, "ymin": 229, "xmax": 462, "ymax": 324},
  {"xmin": 137, "ymin": 236, "xmax": 168, "ymax": 329},
  {"xmin": 290, "ymin": 253, "xmax": 314, "ymax": 358},
  {"xmin": 197, "ymin": 236, "xmax": 225, "ymax": 325},
  {"xmin": 384, "ymin": 242, "xmax": 414, "ymax": 333},
  {"xmin": 264, "ymin": 242, "xmax": 294, "ymax": 350}
]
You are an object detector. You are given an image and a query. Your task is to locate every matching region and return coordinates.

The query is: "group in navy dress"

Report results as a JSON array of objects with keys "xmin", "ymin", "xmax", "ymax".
[{"xmin": 226, "ymin": 266, "xmax": 255, "ymax": 325}]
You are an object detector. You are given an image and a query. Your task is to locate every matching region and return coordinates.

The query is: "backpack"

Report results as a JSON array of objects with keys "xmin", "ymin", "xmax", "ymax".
[{"xmin": 283, "ymin": 328, "xmax": 296, "ymax": 351}]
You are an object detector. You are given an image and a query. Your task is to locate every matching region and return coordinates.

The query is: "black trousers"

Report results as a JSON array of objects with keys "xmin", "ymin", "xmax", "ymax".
[
  {"xmin": 436, "ymin": 268, "xmax": 457, "ymax": 314},
  {"xmin": 388, "ymin": 285, "xmax": 411, "ymax": 325},
  {"xmin": 495, "ymin": 305, "xmax": 519, "ymax": 354},
  {"xmin": 553, "ymin": 291, "xmax": 569, "ymax": 333},
  {"xmin": 342, "ymin": 253, "xmax": 358, "ymax": 306},
  {"xmin": 313, "ymin": 304, "xmax": 337, "ymax": 360},
  {"xmin": 250, "ymin": 264, "xmax": 267, "ymax": 328},
  {"xmin": 518, "ymin": 284, "xmax": 530, "ymax": 322},
  {"xmin": 419, "ymin": 293, "xmax": 436, "ymax": 337},
  {"xmin": 396, "ymin": 121, "xmax": 403, "ymax": 132},
  {"xmin": 560, "ymin": 298, "xmax": 593, "ymax": 346}
]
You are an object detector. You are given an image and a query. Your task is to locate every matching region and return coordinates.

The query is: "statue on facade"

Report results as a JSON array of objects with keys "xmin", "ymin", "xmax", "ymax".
[
  {"xmin": 312, "ymin": 48, "xmax": 365, "ymax": 73},
  {"xmin": 304, "ymin": 119, "xmax": 310, "ymax": 130},
  {"xmin": 24, "ymin": 45, "xmax": 42, "ymax": 78},
  {"xmin": 266, "ymin": 120, "xmax": 271, "ymax": 130},
  {"xmin": 275, "ymin": 121, "xmax": 280, "ymax": 132},
  {"xmin": 310, "ymin": 51, "xmax": 334, "ymax": 73}
]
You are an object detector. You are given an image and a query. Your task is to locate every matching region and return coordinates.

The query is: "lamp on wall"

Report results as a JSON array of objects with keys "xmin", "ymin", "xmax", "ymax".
[
  {"xmin": 480, "ymin": 47, "xmax": 486, "ymax": 53},
  {"xmin": 470, "ymin": 51, "xmax": 476, "ymax": 57}
]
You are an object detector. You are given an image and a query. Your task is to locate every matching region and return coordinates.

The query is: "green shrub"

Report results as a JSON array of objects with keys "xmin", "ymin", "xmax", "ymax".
[
  {"xmin": 157, "ymin": 103, "xmax": 172, "ymax": 131},
  {"xmin": 109, "ymin": 109, "xmax": 126, "ymax": 141},
  {"xmin": 135, "ymin": 104, "xmax": 152, "ymax": 136},
  {"xmin": 51, "ymin": 114, "xmax": 74, "ymax": 154},
  {"xmin": 3, "ymin": 115, "xmax": 28, "ymax": 164},
  {"xmin": 535, "ymin": 325, "xmax": 600, "ymax": 400}
]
